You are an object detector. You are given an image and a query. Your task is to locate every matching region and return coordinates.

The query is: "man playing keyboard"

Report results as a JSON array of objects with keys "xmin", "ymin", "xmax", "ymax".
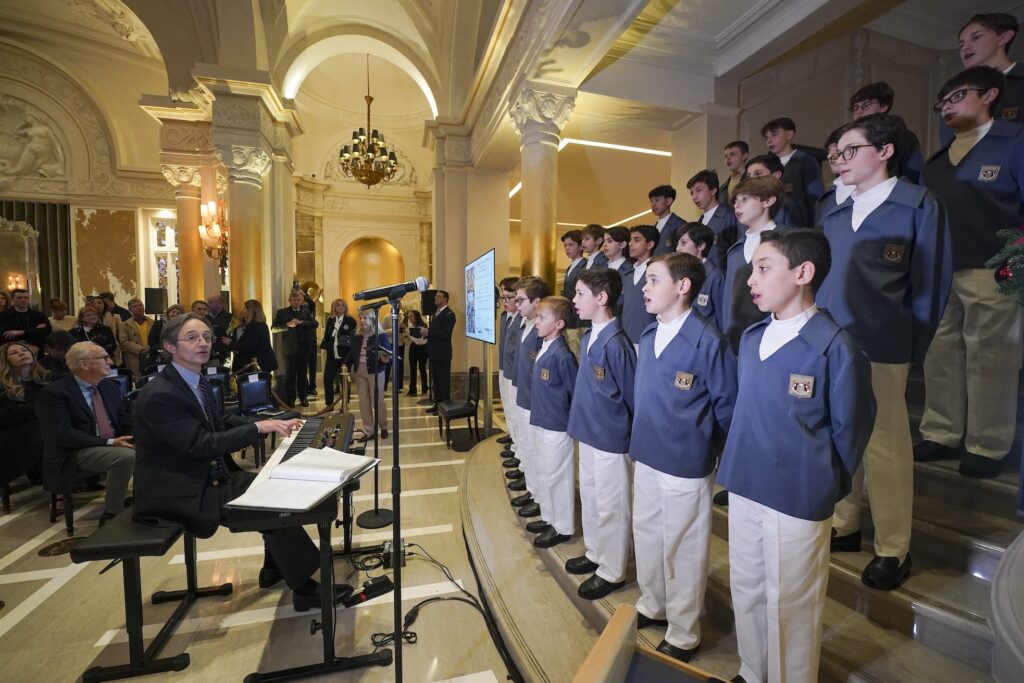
[{"xmin": 132, "ymin": 314, "xmax": 349, "ymax": 611}]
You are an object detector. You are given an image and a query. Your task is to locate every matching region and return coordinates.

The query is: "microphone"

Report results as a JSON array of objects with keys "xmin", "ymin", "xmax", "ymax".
[{"xmin": 353, "ymin": 276, "xmax": 429, "ymax": 301}]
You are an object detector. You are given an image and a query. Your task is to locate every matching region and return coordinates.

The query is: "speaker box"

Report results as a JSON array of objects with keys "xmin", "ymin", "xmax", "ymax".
[
  {"xmin": 421, "ymin": 289, "xmax": 438, "ymax": 316},
  {"xmin": 144, "ymin": 288, "xmax": 168, "ymax": 315}
]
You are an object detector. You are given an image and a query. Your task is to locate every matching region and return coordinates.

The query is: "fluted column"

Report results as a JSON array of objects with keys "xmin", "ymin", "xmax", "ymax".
[
  {"xmin": 510, "ymin": 85, "xmax": 575, "ymax": 288},
  {"xmin": 217, "ymin": 144, "xmax": 272, "ymax": 309},
  {"xmin": 161, "ymin": 164, "xmax": 205, "ymax": 306}
]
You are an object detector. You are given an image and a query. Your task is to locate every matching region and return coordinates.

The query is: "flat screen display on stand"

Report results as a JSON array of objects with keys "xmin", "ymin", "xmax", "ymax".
[{"xmin": 464, "ymin": 248, "xmax": 495, "ymax": 344}]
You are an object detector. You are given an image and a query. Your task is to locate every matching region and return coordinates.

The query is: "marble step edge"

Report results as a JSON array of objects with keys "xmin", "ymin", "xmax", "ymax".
[
  {"xmin": 520, "ymin": 510, "xmax": 989, "ymax": 683},
  {"xmin": 914, "ymin": 460, "xmax": 1021, "ymax": 503},
  {"xmin": 710, "ymin": 505, "xmax": 994, "ymax": 670}
]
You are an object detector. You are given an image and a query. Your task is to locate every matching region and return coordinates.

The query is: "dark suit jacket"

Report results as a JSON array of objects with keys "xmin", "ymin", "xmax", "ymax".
[
  {"xmin": 426, "ymin": 307, "xmax": 456, "ymax": 360},
  {"xmin": 320, "ymin": 315, "xmax": 357, "ymax": 359},
  {"xmin": 272, "ymin": 306, "xmax": 318, "ymax": 356},
  {"xmin": 344, "ymin": 333, "xmax": 392, "ymax": 374},
  {"xmin": 132, "ymin": 364, "xmax": 258, "ymax": 537},
  {"xmin": 0, "ymin": 308, "xmax": 52, "ymax": 348},
  {"xmin": 36, "ymin": 373, "xmax": 132, "ymax": 493},
  {"xmin": 207, "ymin": 309, "xmax": 233, "ymax": 362},
  {"xmin": 780, "ymin": 149, "xmax": 824, "ymax": 227},
  {"xmin": 654, "ymin": 213, "xmax": 686, "ymax": 254},
  {"xmin": 563, "ymin": 258, "xmax": 587, "ymax": 328},
  {"xmin": 704, "ymin": 204, "xmax": 740, "ymax": 271},
  {"xmin": 230, "ymin": 321, "xmax": 277, "ymax": 373}
]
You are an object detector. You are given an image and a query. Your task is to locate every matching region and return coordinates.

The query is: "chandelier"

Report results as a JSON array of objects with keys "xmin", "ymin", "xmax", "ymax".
[
  {"xmin": 339, "ymin": 55, "xmax": 398, "ymax": 188},
  {"xmin": 198, "ymin": 199, "xmax": 229, "ymax": 285}
]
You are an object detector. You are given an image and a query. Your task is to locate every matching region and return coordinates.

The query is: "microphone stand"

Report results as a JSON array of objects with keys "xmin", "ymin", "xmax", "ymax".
[
  {"xmin": 355, "ymin": 302, "xmax": 393, "ymax": 530},
  {"xmin": 385, "ymin": 289, "xmax": 405, "ymax": 681}
]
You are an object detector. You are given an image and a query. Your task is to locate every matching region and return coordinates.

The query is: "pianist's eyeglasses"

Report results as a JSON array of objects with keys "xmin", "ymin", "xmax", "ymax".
[{"xmin": 177, "ymin": 333, "xmax": 214, "ymax": 345}]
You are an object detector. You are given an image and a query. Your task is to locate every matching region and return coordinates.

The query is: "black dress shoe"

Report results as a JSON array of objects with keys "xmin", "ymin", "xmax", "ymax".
[
  {"xmin": 565, "ymin": 555, "xmax": 599, "ymax": 575},
  {"xmin": 308, "ymin": 387, "xmax": 317, "ymax": 395},
  {"xmin": 578, "ymin": 575, "xmax": 625, "ymax": 600},
  {"xmin": 292, "ymin": 582, "xmax": 355, "ymax": 612},
  {"xmin": 533, "ymin": 528, "xmax": 571, "ymax": 548},
  {"xmin": 731, "ymin": 676, "xmax": 747, "ymax": 682},
  {"xmin": 497, "ymin": 435, "xmax": 513, "ymax": 445},
  {"xmin": 526, "ymin": 520, "xmax": 550, "ymax": 533},
  {"xmin": 959, "ymin": 452, "xmax": 1003, "ymax": 479},
  {"xmin": 505, "ymin": 469, "xmax": 524, "ymax": 480},
  {"xmin": 380, "ymin": 429, "xmax": 388, "ymax": 439},
  {"xmin": 500, "ymin": 449, "xmax": 516, "ymax": 459},
  {"xmin": 713, "ymin": 489, "xmax": 730, "ymax": 506},
  {"xmin": 300, "ymin": 400, "xmax": 310, "ymax": 407},
  {"xmin": 636, "ymin": 613, "xmax": 669, "ymax": 629},
  {"xmin": 830, "ymin": 529, "xmax": 861, "ymax": 553},
  {"xmin": 511, "ymin": 493, "xmax": 533, "ymax": 507},
  {"xmin": 258, "ymin": 565, "xmax": 284, "ymax": 588},
  {"xmin": 861, "ymin": 555, "xmax": 911, "ymax": 590},
  {"xmin": 502, "ymin": 457, "xmax": 520, "ymax": 468},
  {"xmin": 508, "ymin": 478, "xmax": 527, "ymax": 491},
  {"xmin": 407, "ymin": 390, "xmax": 418, "ymax": 397},
  {"xmin": 98, "ymin": 512, "xmax": 117, "ymax": 527},
  {"xmin": 913, "ymin": 440, "xmax": 959, "ymax": 462},
  {"xmin": 518, "ymin": 502, "xmax": 541, "ymax": 518},
  {"xmin": 655, "ymin": 639, "xmax": 700, "ymax": 663}
]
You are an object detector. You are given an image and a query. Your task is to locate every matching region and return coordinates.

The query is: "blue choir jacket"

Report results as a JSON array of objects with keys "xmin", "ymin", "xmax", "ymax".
[
  {"xmin": 529, "ymin": 336, "xmax": 578, "ymax": 432},
  {"xmin": 924, "ymin": 118, "xmax": 1024, "ymax": 271},
  {"xmin": 629, "ymin": 311, "xmax": 737, "ymax": 478},
  {"xmin": 501, "ymin": 312, "xmax": 520, "ymax": 380},
  {"xmin": 721, "ymin": 231, "xmax": 782, "ymax": 353},
  {"xmin": 619, "ymin": 261, "xmax": 656, "ymax": 344},
  {"xmin": 695, "ymin": 259, "xmax": 725, "ymax": 331},
  {"xmin": 514, "ymin": 324, "xmax": 541, "ymax": 409},
  {"xmin": 567, "ymin": 318, "xmax": 637, "ymax": 453},
  {"xmin": 705, "ymin": 204, "xmax": 740, "ymax": 271},
  {"xmin": 817, "ymin": 179, "xmax": 952, "ymax": 365},
  {"xmin": 717, "ymin": 311, "xmax": 876, "ymax": 521}
]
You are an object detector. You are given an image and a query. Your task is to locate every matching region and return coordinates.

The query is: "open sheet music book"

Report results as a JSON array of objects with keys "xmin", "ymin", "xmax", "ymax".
[{"xmin": 226, "ymin": 447, "xmax": 378, "ymax": 511}]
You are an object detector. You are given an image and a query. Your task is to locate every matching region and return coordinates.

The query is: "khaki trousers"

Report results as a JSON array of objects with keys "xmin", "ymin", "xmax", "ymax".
[
  {"xmin": 353, "ymin": 367, "xmax": 387, "ymax": 434},
  {"xmin": 832, "ymin": 362, "xmax": 913, "ymax": 561},
  {"xmin": 920, "ymin": 268, "xmax": 1023, "ymax": 459}
]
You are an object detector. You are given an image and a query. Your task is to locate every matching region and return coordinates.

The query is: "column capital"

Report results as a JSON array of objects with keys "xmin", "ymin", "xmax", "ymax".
[
  {"xmin": 216, "ymin": 144, "xmax": 272, "ymax": 188},
  {"xmin": 160, "ymin": 164, "xmax": 202, "ymax": 188},
  {"xmin": 509, "ymin": 86, "xmax": 575, "ymax": 143}
]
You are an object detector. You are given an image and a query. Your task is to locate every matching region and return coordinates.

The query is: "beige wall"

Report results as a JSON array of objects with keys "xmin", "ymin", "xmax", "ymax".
[{"xmin": 73, "ymin": 207, "xmax": 138, "ymax": 306}]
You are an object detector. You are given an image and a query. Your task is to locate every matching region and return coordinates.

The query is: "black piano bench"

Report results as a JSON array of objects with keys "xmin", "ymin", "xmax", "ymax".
[{"xmin": 69, "ymin": 512, "xmax": 233, "ymax": 682}]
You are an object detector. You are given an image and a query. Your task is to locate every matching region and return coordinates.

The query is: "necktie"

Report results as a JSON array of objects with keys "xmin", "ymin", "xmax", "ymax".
[
  {"xmin": 198, "ymin": 376, "xmax": 230, "ymax": 482},
  {"xmin": 90, "ymin": 385, "xmax": 115, "ymax": 440}
]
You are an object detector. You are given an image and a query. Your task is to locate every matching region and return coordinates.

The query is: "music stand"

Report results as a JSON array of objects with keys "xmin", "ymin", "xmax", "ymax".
[{"xmin": 355, "ymin": 303, "xmax": 394, "ymax": 530}]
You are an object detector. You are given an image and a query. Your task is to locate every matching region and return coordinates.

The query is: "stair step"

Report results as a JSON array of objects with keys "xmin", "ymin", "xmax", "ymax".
[{"xmin": 914, "ymin": 460, "xmax": 1021, "ymax": 523}]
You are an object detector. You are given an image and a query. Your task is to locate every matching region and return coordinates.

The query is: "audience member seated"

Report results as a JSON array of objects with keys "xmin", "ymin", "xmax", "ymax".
[
  {"xmin": 146, "ymin": 303, "xmax": 186, "ymax": 371},
  {"xmin": 48, "ymin": 299, "xmax": 76, "ymax": 332},
  {"xmin": 71, "ymin": 306, "xmax": 118, "ymax": 359},
  {"xmin": 36, "ymin": 342, "xmax": 136, "ymax": 526},
  {"xmin": 224, "ymin": 298, "xmax": 276, "ymax": 374},
  {"xmin": 118, "ymin": 298, "xmax": 154, "ymax": 379},
  {"xmin": 0, "ymin": 288, "xmax": 52, "ymax": 351},
  {"xmin": 0, "ymin": 342, "xmax": 49, "ymax": 487},
  {"xmin": 40, "ymin": 331, "xmax": 74, "ymax": 379}
]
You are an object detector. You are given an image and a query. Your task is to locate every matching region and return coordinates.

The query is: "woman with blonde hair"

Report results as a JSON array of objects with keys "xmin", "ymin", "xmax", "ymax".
[
  {"xmin": 321, "ymin": 298, "xmax": 357, "ymax": 406},
  {"xmin": 225, "ymin": 299, "xmax": 277, "ymax": 373},
  {"xmin": 345, "ymin": 312, "xmax": 391, "ymax": 438},
  {"xmin": 0, "ymin": 342, "xmax": 51, "ymax": 487},
  {"xmin": 70, "ymin": 306, "xmax": 117, "ymax": 357}
]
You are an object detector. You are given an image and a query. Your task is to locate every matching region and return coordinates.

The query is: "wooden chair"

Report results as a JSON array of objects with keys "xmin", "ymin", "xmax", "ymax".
[{"xmin": 437, "ymin": 366, "xmax": 482, "ymax": 448}]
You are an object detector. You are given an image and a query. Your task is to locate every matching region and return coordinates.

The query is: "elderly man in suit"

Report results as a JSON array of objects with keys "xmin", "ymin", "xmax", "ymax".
[
  {"xmin": 118, "ymin": 298, "xmax": 153, "ymax": 379},
  {"xmin": 131, "ymin": 314, "xmax": 335, "ymax": 611},
  {"xmin": 36, "ymin": 341, "xmax": 136, "ymax": 526},
  {"xmin": 425, "ymin": 290, "xmax": 456, "ymax": 415},
  {"xmin": 272, "ymin": 289, "xmax": 318, "ymax": 407}
]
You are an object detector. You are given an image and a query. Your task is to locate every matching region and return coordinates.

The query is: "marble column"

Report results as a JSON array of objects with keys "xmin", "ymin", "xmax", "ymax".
[
  {"xmin": 160, "ymin": 164, "xmax": 205, "ymax": 306},
  {"xmin": 217, "ymin": 144, "xmax": 272, "ymax": 309},
  {"xmin": 510, "ymin": 86, "xmax": 575, "ymax": 289}
]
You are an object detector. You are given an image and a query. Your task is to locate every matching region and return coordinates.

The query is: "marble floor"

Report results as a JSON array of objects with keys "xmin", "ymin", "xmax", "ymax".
[{"xmin": 0, "ymin": 388, "xmax": 511, "ymax": 683}]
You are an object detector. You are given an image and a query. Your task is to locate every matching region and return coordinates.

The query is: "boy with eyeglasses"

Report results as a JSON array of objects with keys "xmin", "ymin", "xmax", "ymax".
[
  {"xmin": 848, "ymin": 82, "xmax": 923, "ymax": 184},
  {"xmin": 917, "ymin": 66, "xmax": 1024, "ymax": 480},
  {"xmin": 940, "ymin": 14, "xmax": 1022, "ymax": 145},
  {"xmin": 817, "ymin": 114, "xmax": 952, "ymax": 591}
]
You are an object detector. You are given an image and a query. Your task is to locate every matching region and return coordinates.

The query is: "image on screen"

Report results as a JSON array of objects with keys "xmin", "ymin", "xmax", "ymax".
[{"xmin": 464, "ymin": 248, "xmax": 496, "ymax": 344}]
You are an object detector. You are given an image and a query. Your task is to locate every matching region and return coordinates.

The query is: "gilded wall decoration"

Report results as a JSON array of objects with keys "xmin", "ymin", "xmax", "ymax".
[{"xmin": 74, "ymin": 208, "xmax": 137, "ymax": 301}]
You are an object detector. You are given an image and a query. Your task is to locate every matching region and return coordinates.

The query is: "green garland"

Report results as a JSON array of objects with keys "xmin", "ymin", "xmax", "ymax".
[{"xmin": 986, "ymin": 226, "xmax": 1024, "ymax": 306}]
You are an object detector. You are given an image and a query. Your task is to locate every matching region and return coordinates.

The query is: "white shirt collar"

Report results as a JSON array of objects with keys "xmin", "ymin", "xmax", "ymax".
[
  {"xmin": 701, "ymin": 204, "xmax": 718, "ymax": 224},
  {"xmin": 608, "ymin": 256, "xmax": 626, "ymax": 270}
]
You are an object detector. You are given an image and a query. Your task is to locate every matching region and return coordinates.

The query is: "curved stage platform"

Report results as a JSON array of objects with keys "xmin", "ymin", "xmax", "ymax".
[{"xmin": 461, "ymin": 433, "xmax": 1021, "ymax": 682}]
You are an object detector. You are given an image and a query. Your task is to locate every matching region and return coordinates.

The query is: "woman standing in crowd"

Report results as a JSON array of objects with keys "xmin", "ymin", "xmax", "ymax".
[
  {"xmin": 225, "ymin": 299, "xmax": 277, "ymax": 373},
  {"xmin": 0, "ymin": 291, "xmax": 9, "ymax": 314},
  {"xmin": 70, "ymin": 306, "xmax": 117, "ymax": 357},
  {"xmin": 321, "ymin": 298, "xmax": 357, "ymax": 406},
  {"xmin": 405, "ymin": 310, "xmax": 429, "ymax": 397},
  {"xmin": 0, "ymin": 342, "xmax": 51, "ymax": 486},
  {"xmin": 48, "ymin": 300, "xmax": 75, "ymax": 332},
  {"xmin": 346, "ymin": 312, "xmax": 391, "ymax": 438},
  {"xmin": 145, "ymin": 304, "xmax": 185, "ymax": 371}
]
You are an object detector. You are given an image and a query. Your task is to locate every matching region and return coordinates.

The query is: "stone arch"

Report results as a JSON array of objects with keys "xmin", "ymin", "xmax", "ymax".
[{"xmin": 277, "ymin": 29, "xmax": 440, "ymax": 117}]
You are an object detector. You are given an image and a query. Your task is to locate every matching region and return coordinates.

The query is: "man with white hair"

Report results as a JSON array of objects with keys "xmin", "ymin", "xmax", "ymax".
[{"xmin": 36, "ymin": 341, "xmax": 136, "ymax": 526}]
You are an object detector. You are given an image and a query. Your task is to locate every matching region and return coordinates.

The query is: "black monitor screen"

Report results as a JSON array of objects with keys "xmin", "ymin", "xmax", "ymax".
[{"xmin": 239, "ymin": 378, "xmax": 273, "ymax": 413}]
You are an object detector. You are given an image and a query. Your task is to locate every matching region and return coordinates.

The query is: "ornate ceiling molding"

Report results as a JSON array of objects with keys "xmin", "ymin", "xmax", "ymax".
[{"xmin": 64, "ymin": 0, "xmax": 160, "ymax": 59}]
